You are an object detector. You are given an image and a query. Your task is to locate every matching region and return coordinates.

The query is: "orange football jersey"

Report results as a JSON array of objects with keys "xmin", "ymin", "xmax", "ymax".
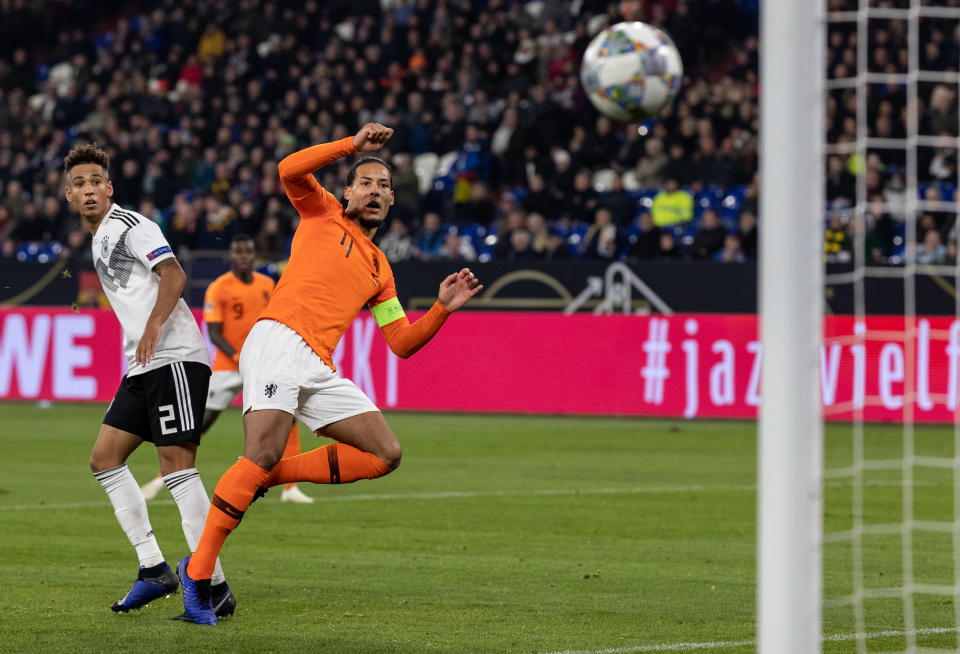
[
  {"xmin": 258, "ymin": 185, "xmax": 396, "ymax": 372},
  {"xmin": 203, "ymin": 270, "xmax": 275, "ymax": 371}
]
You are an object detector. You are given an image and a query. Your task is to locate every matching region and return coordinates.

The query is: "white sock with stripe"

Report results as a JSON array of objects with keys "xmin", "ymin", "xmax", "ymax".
[
  {"xmin": 94, "ymin": 464, "xmax": 165, "ymax": 568},
  {"xmin": 163, "ymin": 468, "xmax": 226, "ymax": 585}
]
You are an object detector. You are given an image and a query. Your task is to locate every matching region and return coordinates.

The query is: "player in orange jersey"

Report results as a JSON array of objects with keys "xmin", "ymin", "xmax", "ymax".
[
  {"xmin": 140, "ymin": 234, "xmax": 313, "ymax": 503},
  {"xmin": 177, "ymin": 123, "xmax": 482, "ymax": 624}
]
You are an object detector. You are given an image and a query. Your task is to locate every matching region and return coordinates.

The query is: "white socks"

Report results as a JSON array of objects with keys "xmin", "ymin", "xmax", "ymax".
[
  {"xmin": 94, "ymin": 465, "xmax": 165, "ymax": 568},
  {"xmin": 163, "ymin": 468, "xmax": 226, "ymax": 585}
]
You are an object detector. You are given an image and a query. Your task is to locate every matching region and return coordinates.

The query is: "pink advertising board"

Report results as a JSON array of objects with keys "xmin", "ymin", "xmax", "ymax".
[{"xmin": 1, "ymin": 307, "xmax": 958, "ymax": 422}]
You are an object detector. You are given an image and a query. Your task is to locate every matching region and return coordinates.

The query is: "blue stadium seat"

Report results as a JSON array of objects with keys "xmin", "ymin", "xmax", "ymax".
[
  {"xmin": 941, "ymin": 183, "xmax": 956, "ymax": 202},
  {"xmin": 458, "ymin": 223, "xmax": 487, "ymax": 253},
  {"xmin": 16, "ymin": 242, "xmax": 63, "ymax": 264}
]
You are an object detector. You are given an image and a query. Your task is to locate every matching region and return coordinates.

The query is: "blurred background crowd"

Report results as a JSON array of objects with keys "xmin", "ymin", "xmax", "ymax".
[{"xmin": 0, "ymin": 0, "xmax": 951, "ymax": 270}]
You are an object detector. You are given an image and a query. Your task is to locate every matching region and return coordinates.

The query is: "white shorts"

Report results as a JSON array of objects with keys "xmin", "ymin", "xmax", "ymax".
[
  {"xmin": 240, "ymin": 319, "xmax": 379, "ymax": 432},
  {"xmin": 206, "ymin": 370, "xmax": 243, "ymax": 412}
]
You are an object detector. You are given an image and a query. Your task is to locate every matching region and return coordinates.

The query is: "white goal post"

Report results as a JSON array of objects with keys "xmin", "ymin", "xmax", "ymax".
[{"xmin": 758, "ymin": 0, "xmax": 825, "ymax": 652}]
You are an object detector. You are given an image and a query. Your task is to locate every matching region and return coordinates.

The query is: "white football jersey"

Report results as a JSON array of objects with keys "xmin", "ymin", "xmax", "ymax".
[{"xmin": 91, "ymin": 203, "xmax": 209, "ymax": 377}]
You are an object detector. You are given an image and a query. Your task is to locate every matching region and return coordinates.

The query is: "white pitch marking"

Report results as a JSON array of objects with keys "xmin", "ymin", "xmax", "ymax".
[
  {"xmin": 0, "ymin": 484, "xmax": 756, "ymax": 512},
  {"xmin": 0, "ymin": 477, "xmax": 939, "ymax": 512}
]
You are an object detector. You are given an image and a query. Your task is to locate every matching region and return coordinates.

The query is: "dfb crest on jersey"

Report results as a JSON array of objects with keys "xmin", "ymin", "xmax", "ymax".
[{"xmin": 101, "ymin": 237, "xmax": 110, "ymax": 259}]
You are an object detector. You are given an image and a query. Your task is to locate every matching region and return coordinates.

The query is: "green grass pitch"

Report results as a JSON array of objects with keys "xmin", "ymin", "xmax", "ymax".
[{"xmin": 0, "ymin": 403, "xmax": 956, "ymax": 653}]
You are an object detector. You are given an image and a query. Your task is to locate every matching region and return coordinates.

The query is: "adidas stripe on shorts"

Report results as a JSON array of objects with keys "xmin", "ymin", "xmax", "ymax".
[{"xmin": 104, "ymin": 361, "xmax": 211, "ymax": 446}]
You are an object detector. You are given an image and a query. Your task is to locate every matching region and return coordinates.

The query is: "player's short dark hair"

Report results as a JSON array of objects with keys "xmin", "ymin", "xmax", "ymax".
[
  {"xmin": 231, "ymin": 232, "xmax": 254, "ymax": 244},
  {"xmin": 63, "ymin": 143, "xmax": 110, "ymax": 174},
  {"xmin": 346, "ymin": 156, "xmax": 392, "ymax": 189}
]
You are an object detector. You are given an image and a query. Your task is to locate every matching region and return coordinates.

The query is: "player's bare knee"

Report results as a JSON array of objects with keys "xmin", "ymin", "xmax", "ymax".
[
  {"xmin": 379, "ymin": 441, "xmax": 402, "ymax": 470},
  {"xmin": 89, "ymin": 452, "xmax": 118, "ymax": 473},
  {"xmin": 244, "ymin": 442, "xmax": 284, "ymax": 471}
]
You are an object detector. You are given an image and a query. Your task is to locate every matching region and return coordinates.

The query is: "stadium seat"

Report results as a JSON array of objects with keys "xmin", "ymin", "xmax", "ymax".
[
  {"xmin": 458, "ymin": 223, "xmax": 487, "ymax": 253},
  {"xmin": 622, "ymin": 170, "xmax": 642, "ymax": 191},
  {"xmin": 413, "ymin": 152, "xmax": 439, "ymax": 196},
  {"xmin": 941, "ymin": 183, "xmax": 956, "ymax": 202},
  {"xmin": 591, "ymin": 168, "xmax": 617, "ymax": 192},
  {"xmin": 695, "ymin": 185, "xmax": 725, "ymax": 212},
  {"xmin": 435, "ymin": 151, "xmax": 458, "ymax": 179}
]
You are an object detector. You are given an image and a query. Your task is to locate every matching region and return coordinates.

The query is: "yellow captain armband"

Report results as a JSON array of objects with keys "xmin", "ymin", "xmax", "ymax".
[{"xmin": 371, "ymin": 297, "xmax": 406, "ymax": 327}]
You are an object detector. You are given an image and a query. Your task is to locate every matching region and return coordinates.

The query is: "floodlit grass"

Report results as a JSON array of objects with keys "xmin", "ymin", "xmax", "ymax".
[{"xmin": 0, "ymin": 403, "xmax": 955, "ymax": 653}]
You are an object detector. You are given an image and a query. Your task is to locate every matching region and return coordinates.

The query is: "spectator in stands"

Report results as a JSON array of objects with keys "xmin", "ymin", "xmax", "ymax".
[
  {"xmin": 454, "ymin": 181, "xmax": 497, "ymax": 227},
  {"xmin": 0, "ymin": 0, "xmax": 767, "ymax": 267},
  {"xmin": 662, "ymin": 142, "xmax": 695, "ymax": 187},
  {"xmin": 658, "ymin": 231, "xmax": 680, "ymax": 260},
  {"xmin": 255, "ymin": 214, "xmax": 286, "ymax": 259},
  {"xmin": 507, "ymin": 228, "xmax": 537, "ymax": 262},
  {"xmin": 110, "ymin": 159, "xmax": 141, "ymax": 207},
  {"xmin": 581, "ymin": 207, "xmax": 620, "ymax": 260},
  {"xmin": 3, "ymin": 180, "xmax": 26, "ymax": 220},
  {"xmin": 651, "ymin": 178, "xmax": 693, "ymax": 227},
  {"xmin": 10, "ymin": 202, "xmax": 53, "ymax": 244},
  {"xmin": 826, "ymin": 155, "xmax": 856, "ymax": 205},
  {"xmin": 597, "ymin": 173, "xmax": 636, "ymax": 227},
  {"xmin": 716, "ymin": 234, "xmax": 746, "ymax": 263},
  {"xmin": 522, "ymin": 172, "xmax": 559, "ymax": 219},
  {"xmin": 437, "ymin": 230, "xmax": 477, "ymax": 264},
  {"xmin": 413, "ymin": 211, "xmax": 445, "ymax": 260},
  {"xmin": 917, "ymin": 229, "xmax": 948, "ymax": 264},
  {"xmin": 691, "ymin": 210, "xmax": 727, "ymax": 260},
  {"xmin": 541, "ymin": 229, "xmax": 572, "ymax": 261},
  {"xmin": 62, "ymin": 223, "xmax": 93, "ymax": 269},
  {"xmin": 494, "ymin": 209, "xmax": 527, "ymax": 260},
  {"xmin": 551, "ymin": 149, "xmax": 575, "ymax": 197},
  {"xmin": 563, "ymin": 169, "xmax": 598, "ymax": 224},
  {"xmin": 527, "ymin": 212, "xmax": 551, "ymax": 258},
  {"xmin": 378, "ymin": 218, "xmax": 413, "ymax": 263},
  {"xmin": 0, "ymin": 206, "xmax": 13, "ymax": 242},
  {"xmin": 628, "ymin": 212, "xmax": 662, "ymax": 261},
  {"xmin": 634, "ymin": 137, "xmax": 669, "ymax": 190},
  {"xmin": 824, "ymin": 216, "xmax": 852, "ymax": 262},
  {"xmin": 197, "ymin": 195, "xmax": 236, "ymax": 250},
  {"xmin": 390, "ymin": 154, "xmax": 420, "ymax": 223},
  {"xmin": 737, "ymin": 210, "xmax": 758, "ymax": 260},
  {"xmin": 41, "ymin": 197, "xmax": 66, "ymax": 241}
]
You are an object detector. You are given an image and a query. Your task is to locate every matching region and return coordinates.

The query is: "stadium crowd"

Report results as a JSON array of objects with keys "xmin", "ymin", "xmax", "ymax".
[{"xmin": 3, "ymin": 0, "xmax": 944, "ymax": 269}]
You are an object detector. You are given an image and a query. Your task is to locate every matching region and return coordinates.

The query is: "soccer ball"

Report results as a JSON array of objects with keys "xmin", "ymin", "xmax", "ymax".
[{"xmin": 580, "ymin": 21, "xmax": 684, "ymax": 123}]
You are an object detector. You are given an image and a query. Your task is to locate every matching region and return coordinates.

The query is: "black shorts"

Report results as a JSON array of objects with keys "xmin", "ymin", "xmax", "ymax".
[{"xmin": 103, "ymin": 361, "xmax": 211, "ymax": 447}]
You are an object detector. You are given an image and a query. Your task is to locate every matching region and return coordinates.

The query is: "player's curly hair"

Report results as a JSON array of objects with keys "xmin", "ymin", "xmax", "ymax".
[
  {"xmin": 63, "ymin": 143, "xmax": 110, "ymax": 174},
  {"xmin": 346, "ymin": 156, "xmax": 392, "ymax": 188}
]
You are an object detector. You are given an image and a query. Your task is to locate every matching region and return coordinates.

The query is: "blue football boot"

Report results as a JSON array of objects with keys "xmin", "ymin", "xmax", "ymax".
[
  {"xmin": 111, "ymin": 562, "xmax": 179, "ymax": 612},
  {"xmin": 174, "ymin": 556, "xmax": 217, "ymax": 625}
]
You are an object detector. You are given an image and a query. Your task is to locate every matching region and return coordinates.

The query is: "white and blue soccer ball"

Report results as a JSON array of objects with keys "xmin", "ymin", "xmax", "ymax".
[{"xmin": 580, "ymin": 21, "xmax": 684, "ymax": 123}]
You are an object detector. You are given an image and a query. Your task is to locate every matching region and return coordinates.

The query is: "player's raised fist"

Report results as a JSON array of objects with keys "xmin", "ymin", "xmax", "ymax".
[{"xmin": 353, "ymin": 123, "xmax": 394, "ymax": 152}]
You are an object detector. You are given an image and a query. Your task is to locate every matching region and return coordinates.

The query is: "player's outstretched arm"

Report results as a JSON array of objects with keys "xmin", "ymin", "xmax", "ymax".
[
  {"xmin": 135, "ymin": 258, "xmax": 186, "ymax": 367},
  {"xmin": 379, "ymin": 269, "xmax": 482, "ymax": 359},
  {"xmin": 277, "ymin": 123, "xmax": 393, "ymax": 198}
]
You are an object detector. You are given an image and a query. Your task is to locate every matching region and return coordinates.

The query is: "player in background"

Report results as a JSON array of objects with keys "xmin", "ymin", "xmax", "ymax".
[
  {"xmin": 63, "ymin": 144, "xmax": 234, "ymax": 617},
  {"xmin": 177, "ymin": 123, "xmax": 482, "ymax": 624},
  {"xmin": 140, "ymin": 234, "xmax": 313, "ymax": 503}
]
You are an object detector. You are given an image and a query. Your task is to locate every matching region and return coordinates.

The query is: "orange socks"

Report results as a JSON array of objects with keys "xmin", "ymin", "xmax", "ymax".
[
  {"xmin": 282, "ymin": 424, "xmax": 300, "ymax": 491},
  {"xmin": 187, "ymin": 456, "xmax": 270, "ymax": 580},
  {"xmin": 265, "ymin": 442, "xmax": 391, "ymax": 487}
]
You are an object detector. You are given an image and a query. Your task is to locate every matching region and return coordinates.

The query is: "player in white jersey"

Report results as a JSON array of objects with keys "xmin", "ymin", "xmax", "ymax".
[{"xmin": 63, "ymin": 144, "xmax": 234, "ymax": 618}]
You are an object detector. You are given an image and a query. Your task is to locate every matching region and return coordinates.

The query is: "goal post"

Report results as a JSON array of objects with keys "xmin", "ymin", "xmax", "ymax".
[{"xmin": 758, "ymin": 0, "xmax": 825, "ymax": 651}]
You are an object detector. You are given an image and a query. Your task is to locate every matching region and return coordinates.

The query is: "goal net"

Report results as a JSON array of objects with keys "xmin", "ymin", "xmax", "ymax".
[
  {"xmin": 762, "ymin": 0, "xmax": 960, "ymax": 651},
  {"xmin": 816, "ymin": 0, "xmax": 959, "ymax": 651}
]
